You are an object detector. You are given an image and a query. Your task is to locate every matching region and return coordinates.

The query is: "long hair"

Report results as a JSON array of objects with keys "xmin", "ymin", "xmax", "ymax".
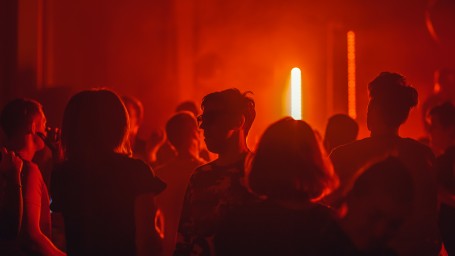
[
  {"xmin": 247, "ymin": 117, "xmax": 338, "ymax": 202},
  {"xmin": 61, "ymin": 89, "xmax": 130, "ymax": 160}
]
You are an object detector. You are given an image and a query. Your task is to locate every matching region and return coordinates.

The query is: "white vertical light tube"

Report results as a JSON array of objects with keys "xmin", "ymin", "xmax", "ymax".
[
  {"xmin": 291, "ymin": 67, "xmax": 302, "ymax": 120},
  {"xmin": 347, "ymin": 31, "xmax": 357, "ymax": 119}
]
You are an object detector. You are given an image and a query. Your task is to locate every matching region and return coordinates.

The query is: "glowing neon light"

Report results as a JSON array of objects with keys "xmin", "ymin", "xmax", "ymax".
[
  {"xmin": 291, "ymin": 67, "xmax": 302, "ymax": 120},
  {"xmin": 347, "ymin": 31, "xmax": 357, "ymax": 119}
]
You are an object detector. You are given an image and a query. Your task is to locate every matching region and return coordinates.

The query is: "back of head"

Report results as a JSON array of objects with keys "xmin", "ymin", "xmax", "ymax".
[
  {"xmin": 0, "ymin": 98, "xmax": 43, "ymax": 139},
  {"xmin": 247, "ymin": 117, "xmax": 338, "ymax": 202},
  {"xmin": 324, "ymin": 114, "xmax": 359, "ymax": 152},
  {"xmin": 367, "ymin": 72, "xmax": 418, "ymax": 130},
  {"xmin": 344, "ymin": 157, "xmax": 414, "ymax": 249},
  {"xmin": 348, "ymin": 157, "xmax": 414, "ymax": 204},
  {"xmin": 429, "ymin": 101, "xmax": 455, "ymax": 129},
  {"xmin": 62, "ymin": 89, "xmax": 129, "ymax": 159},
  {"xmin": 165, "ymin": 111, "xmax": 198, "ymax": 151},
  {"xmin": 201, "ymin": 88, "xmax": 256, "ymax": 135},
  {"xmin": 176, "ymin": 101, "xmax": 199, "ymax": 117}
]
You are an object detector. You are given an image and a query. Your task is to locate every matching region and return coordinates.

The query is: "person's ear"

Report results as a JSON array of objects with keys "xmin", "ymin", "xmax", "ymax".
[
  {"xmin": 29, "ymin": 122, "xmax": 37, "ymax": 135},
  {"xmin": 233, "ymin": 115, "xmax": 245, "ymax": 131}
]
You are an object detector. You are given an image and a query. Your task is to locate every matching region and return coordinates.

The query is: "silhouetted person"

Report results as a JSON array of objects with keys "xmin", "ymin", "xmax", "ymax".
[
  {"xmin": 155, "ymin": 111, "xmax": 206, "ymax": 256},
  {"xmin": 321, "ymin": 157, "xmax": 414, "ymax": 255},
  {"xmin": 422, "ymin": 68, "xmax": 455, "ymax": 133},
  {"xmin": 174, "ymin": 88, "xmax": 256, "ymax": 256},
  {"xmin": 153, "ymin": 100, "xmax": 211, "ymax": 168},
  {"xmin": 0, "ymin": 99, "xmax": 65, "ymax": 256},
  {"xmin": 0, "ymin": 147, "xmax": 24, "ymax": 255},
  {"xmin": 324, "ymin": 114, "xmax": 359, "ymax": 154},
  {"xmin": 215, "ymin": 117, "xmax": 338, "ymax": 256},
  {"xmin": 50, "ymin": 89, "xmax": 166, "ymax": 256},
  {"xmin": 175, "ymin": 101, "xmax": 211, "ymax": 162},
  {"xmin": 428, "ymin": 102, "xmax": 455, "ymax": 254},
  {"xmin": 329, "ymin": 72, "xmax": 440, "ymax": 256}
]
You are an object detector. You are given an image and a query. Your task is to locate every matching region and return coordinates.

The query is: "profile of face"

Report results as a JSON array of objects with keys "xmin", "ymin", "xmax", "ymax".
[
  {"xmin": 198, "ymin": 102, "xmax": 238, "ymax": 154},
  {"xmin": 31, "ymin": 109, "xmax": 47, "ymax": 151}
]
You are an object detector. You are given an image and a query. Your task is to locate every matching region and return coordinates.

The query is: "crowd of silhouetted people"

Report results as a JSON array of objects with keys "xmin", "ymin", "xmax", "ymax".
[{"xmin": 1, "ymin": 70, "xmax": 455, "ymax": 256}]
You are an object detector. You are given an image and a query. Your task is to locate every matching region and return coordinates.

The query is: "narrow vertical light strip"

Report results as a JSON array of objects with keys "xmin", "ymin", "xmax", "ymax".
[
  {"xmin": 347, "ymin": 31, "xmax": 357, "ymax": 119},
  {"xmin": 291, "ymin": 67, "xmax": 302, "ymax": 120}
]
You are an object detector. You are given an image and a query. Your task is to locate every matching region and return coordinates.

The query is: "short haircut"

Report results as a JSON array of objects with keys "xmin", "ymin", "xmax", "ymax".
[
  {"xmin": 324, "ymin": 114, "xmax": 358, "ymax": 151},
  {"xmin": 0, "ymin": 98, "xmax": 43, "ymax": 138},
  {"xmin": 62, "ymin": 89, "xmax": 129, "ymax": 159},
  {"xmin": 201, "ymin": 88, "xmax": 255, "ymax": 135},
  {"xmin": 429, "ymin": 101, "xmax": 455, "ymax": 129},
  {"xmin": 121, "ymin": 96, "xmax": 144, "ymax": 124},
  {"xmin": 247, "ymin": 117, "xmax": 338, "ymax": 201},
  {"xmin": 368, "ymin": 72, "xmax": 418, "ymax": 128},
  {"xmin": 166, "ymin": 111, "xmax": 198, "ymax": 150}
]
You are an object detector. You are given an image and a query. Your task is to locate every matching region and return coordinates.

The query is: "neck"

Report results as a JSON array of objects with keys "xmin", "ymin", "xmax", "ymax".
[
  {"xmin": 16, "ymin": 144, "xmax": 36, "ymax": 162},
  {"xmin": 370, "ymin": 127, "xmax": 399, "ymax": 137},
  {"xmin": 176, "ymin": 146, "xmax": 199, "ymax": 161},
  {"xmin": 6, "ymin": 136, "xmax": 36, "ymax": 161},
  {"xmin": 216, "ymin": 132, "xmax": 249, "ymax": 166}
]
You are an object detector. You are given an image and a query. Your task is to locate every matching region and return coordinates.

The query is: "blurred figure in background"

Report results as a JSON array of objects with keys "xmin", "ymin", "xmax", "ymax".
[
  {"xmin": 155, "ymin": 111, "xmax": 206, "ymax": 256},
  {"xmin": 422, "ymin": 68, "xmax": 455, "ymax": 134},
  {"xmin": 51, "ymin": 89, "xmax": 166, "ymax": 256},
  {"xmin": 329, "ymin": 72, "xmax": 440, "ymax": 256},
  {"xmin": 151, "ymin": 100, "xmax": 211, "ymax": 169},
  {"xmin": 427, "ymin": 102, "xmax": 455, "ymax": 255},
  {"xmin": 324, "ymin": 114, "xmax": 359, "ymax": 154},
  {"xmin": 174, "ymin": 89, "xmax": 255, "ymax": 256},
  {"xmin": 0, "ymin": 99, "xmax": 65, "ymax": 256},
  {"xmin": 215, "ymin": 117, "xmax": 338, "ymax": 256}
]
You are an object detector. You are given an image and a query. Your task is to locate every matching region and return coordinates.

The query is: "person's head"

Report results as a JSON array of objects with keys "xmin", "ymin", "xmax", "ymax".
[
  {"xmin": 121, "ymin": 96, "xmax": 144, "ymax": 137},
  {"xmin": 428, "ymin": 101, "xmax": 455, "ymax": 153},
  {"xmin": 176, "ymin": 101, "xmax": 199, "ymax": 117},
  {"xmin": 0, "ymin": 98, "xmax": 47, "ymax": 153},
  {"xmin": 367, "ymin": 72, "xmax": 418, "ymax": 135},
  {"xmin": 324, "ymin": 114, "xmax": 359, "ymax": 153},
  {"xmin": 343, "ymin": 157, "xmax": 414, "ymax": 251},
  {"xmin": 198, "ymin": 88, "xmax": 255, "ymax": 154},
  {"xmin": 247, "ymin": 117, "xmax": 338, "ymax": 203},
  {"xmin": 62, "ymin": 89, "xmax": 130, "ymax": 159},
  {"xmin": 166, "ymin": 111, "xmax": 200, "ymax": 154}
]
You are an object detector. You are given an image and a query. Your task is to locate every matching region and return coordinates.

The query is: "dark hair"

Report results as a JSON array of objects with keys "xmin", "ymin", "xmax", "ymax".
[
  {"xmin": 176, "ymin": 101, "xmax": 199, "ymax": 116},
  {"xmin": 201, "ymin": 88, "xmax": 255, "ymax": 135},
  {"xmin": 367, "ymin": 72, "xmax": 418, "ymax": 129},
  {"xmin": 324, "ymin": 114, "xmax": 358, "ymax": 152},
  {"xmin": 62, "ymin": 89, "xmax": 129, "ymax": 159},
  {"xmin": 121, "ymin": 96, "xmax": 144, "ymax": 124},
  {"xmin": 0, "ymin": 98, "xmax": 43, "ymax": 138},
  {"xmin": 166, "ymin": 111, "xmax": 198, "ymax": 150},
  {"xmin": 247, "ymin": 117, "xmax": 338, "ymax": 202},
  {"xmin": 348, "ymin": 157, "xmax": 413, "ymax": 204},
  {"xmin": 429, "ymin": 101, "xmax": 455, "ymax": 129}
]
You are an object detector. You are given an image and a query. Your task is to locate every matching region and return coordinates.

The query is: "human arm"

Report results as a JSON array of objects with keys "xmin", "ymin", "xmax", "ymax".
[
  {"xmin": 135, "ymin": 193, "xmax": 163, "ymax": 256},
  {"xmin": 20, "ymin": 165, "xmax": 65, "ymax": 256}
]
